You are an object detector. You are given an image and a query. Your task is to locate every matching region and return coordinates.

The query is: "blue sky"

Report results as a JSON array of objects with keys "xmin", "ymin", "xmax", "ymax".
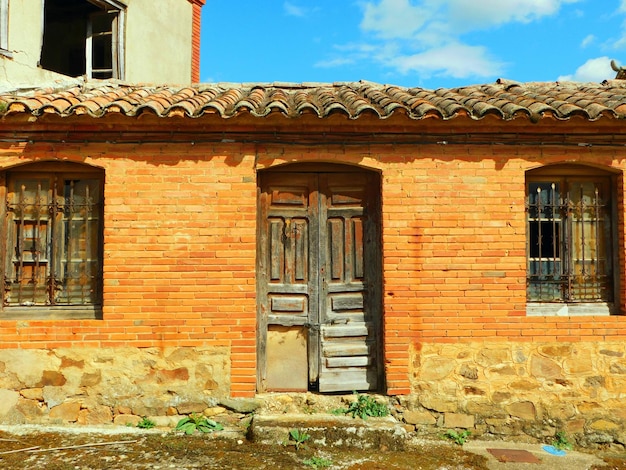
[{"xmin": 199, "ymin": 0, "xmax": 626, "ymax": 89}]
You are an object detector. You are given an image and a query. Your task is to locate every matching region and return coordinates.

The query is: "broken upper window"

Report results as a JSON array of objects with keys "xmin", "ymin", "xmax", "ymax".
[
  {"xmin": 526, "ymin": 166, "xmax": 615, "ymax": 306},
  {"xmin": 40, "ymin": 0, "xmax": 125, "ymax": 79}
]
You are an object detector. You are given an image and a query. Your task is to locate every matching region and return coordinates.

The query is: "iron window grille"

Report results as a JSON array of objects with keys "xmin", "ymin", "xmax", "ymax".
[
  {"xmin": 2, "ymin": 166, "xmax": 103, "ymax": 312},
  {"xmin": 526, "ymin": 175, "xmax": 613, "ymax": 303}
]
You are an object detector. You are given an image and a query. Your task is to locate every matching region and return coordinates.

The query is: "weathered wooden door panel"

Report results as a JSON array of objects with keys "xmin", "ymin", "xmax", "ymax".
[
  {"xmin": 318, "ymin": 173, "xmax": 381, "ymax": 392},
  {"xmin": 258, "ymin": 174, "xmax": 318, "ymax": 391},
  {"xmin": 265, "ymin": 325, "xmax": 308, "ymax": 391},
  {"xmin": 258, "ymin": 170, "xmax": 381, "ymax": 393}
]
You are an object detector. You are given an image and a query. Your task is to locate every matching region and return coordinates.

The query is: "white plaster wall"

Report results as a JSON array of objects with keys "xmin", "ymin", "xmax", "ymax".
[
  {"xmin": 123, "ymin": 0, "xmax": 194, "ymax": 84},
  {"xmin": 1, "ymin": 0, "xmax": 71, "ymax": 90},
  {"xmin": 8, "ymin": 0, "xmax": 43, "ymax": 60}
]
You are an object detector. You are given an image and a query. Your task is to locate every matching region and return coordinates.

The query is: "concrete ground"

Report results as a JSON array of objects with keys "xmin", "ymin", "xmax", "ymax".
[
  {"xmin": 249, "ymin": 413, "xmax": 616, "ymax": 469},
  {"xmin": 0, "ymin": 420, "xmax": 622, "ymax": 469},
  {"xmin": 3, "ymin": 401, "xmax": 625, "ymax": 470},
  {"xmin": 463, "ymin": 439, "xmax": 606, "ymax": 470}
]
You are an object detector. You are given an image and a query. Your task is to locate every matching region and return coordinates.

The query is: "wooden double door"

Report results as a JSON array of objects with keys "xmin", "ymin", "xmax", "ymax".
[{"xmin": 257, "ymin": 167, "xmax": 383, "ymax": 393}]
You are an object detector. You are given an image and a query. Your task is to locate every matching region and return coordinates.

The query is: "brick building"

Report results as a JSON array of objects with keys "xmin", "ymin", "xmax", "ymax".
[{"xmin": 0, "ymin": 80, "xmax": 625, "ymax": 439}]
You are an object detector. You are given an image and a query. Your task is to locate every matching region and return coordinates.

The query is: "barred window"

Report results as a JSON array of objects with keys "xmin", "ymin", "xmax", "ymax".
[
  {"xmin": 1, "ymin": 163, "xmax": 103, "ymax": 319},
  {"xmin": 526, "ymin": 166, "xmax": 614, "ymax": 307}
]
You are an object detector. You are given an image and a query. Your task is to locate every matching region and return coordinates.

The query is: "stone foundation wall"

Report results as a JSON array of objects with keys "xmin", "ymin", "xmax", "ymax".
[
  {"xmin": 405, "ymin": 341, "xmax": 626, "ymax": 446},
  {"xmin": 0, "ymin": 347, "xmax": 230, "ymax": 425},
  {"xmin": 2, "ymin": 340, "xmax": 625, "ymax": 449}
]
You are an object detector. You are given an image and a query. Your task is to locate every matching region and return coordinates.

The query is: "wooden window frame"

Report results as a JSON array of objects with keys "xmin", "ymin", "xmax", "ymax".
[
  {"xmin": 86, "ymin": 1, "xmax": 125, "ymax": 79},
  {"xmin": 0, "ymin": 163, "xmax": 104, "ymax": 320}
]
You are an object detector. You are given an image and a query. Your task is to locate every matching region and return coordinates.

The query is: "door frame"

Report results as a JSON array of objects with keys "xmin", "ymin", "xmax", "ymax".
[{"xmin": 256, "ymin": 163, "xmax": 384, "ymax": 393}]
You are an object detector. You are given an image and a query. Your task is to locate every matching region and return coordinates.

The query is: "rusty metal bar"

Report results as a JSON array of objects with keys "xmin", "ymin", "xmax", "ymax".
[
  {"xmin": 564, "ymin": 186, "xmax": 572, "ymax": 301},
  {"xmin": 526, "ymin": 193, "xmax": 531, "ymax": 295},
  {"xmin": 49, "ymin": 180, "xmax": 55, "ymax": 304},
  {"xmin": 83, "ymin": 183, "xmax": 91, "ymax": 303},
  {"xmin": 33, "ymin": 182, "xmax": 42, "ymax": 305},
  {"xmin": 68, "ymin": 180, "xmax": 76, "ymax": 304},
  {"xmin": 16, "ymin": 184, "xmax": 26, "ymax": 305},
  {"xmin": 578, "ymin": 183, "xmax": 587, "ymax": 286},
  {"xmin": 594, "ymin": 185, "xmax": 601, "ymax": 295},
  {"xmin": 551, "ymin": 183, "xmax": 557, "ymax": 282},
  {"xmin": 536, "ymin": 186, "xmax": 543, "ymax": 299},
  {"xmin": 50, "ymin": 177, "xmax": 59, "ymax": 305}
]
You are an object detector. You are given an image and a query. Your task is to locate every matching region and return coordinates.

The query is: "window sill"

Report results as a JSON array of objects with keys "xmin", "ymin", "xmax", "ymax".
[
  {"xmin": 0, "ymin": 48, "xmax": 13, "ymax": 59},
  {"xmin": 526, "ymin": 302, "xmax": 614, "ymax": 316},
  {"xmin": 0, "ymin": 305, "xmax": 102, "ymax": 320}
]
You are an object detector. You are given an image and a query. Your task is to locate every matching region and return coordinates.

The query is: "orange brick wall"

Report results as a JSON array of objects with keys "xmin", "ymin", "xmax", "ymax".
[
  {"xmin": 0, "ymin": 141, "xmax": 259, "ymax": 396},
  {"xmin": 1, "ymin": 129, "xmax": 626, "ymax": 398}
]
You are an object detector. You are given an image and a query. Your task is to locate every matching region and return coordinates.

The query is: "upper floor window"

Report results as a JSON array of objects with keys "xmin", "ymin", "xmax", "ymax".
[
  {"xmin": 40, "ymin": 0, "xmax": 125, "ymax": 79},
  {"xmin": 526, "ymin": 165, "xmax": 616, "ymax": 314},
  {"xmin": 1, "ymin": 163, "xmax": 104, "ymax": 319}
]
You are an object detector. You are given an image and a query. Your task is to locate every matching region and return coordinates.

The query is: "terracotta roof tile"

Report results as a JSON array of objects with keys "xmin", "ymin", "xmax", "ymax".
[{"xmin": 2, "ymin": 79, "xmax": 626, "ymax": 122}]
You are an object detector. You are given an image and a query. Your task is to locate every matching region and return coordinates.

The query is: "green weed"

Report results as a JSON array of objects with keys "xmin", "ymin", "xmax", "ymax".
[
  {"xmin": 136, "ymin": 417, "xmax": 156, "ymax": 429},
  {"xmin": 288, "ymin": 429, "xmax": 311, "ymax": 450},
  {"xmin": 175, "ymin": 413, "xmax": 224, "ymax": 435},
  {"xmin": 552, "ymin": 431, "xmax": 573, "ymax": 451},
  {"xmin": 443, "ymin": 429, "xmax": 471, "ymax": 445},
  {"xmin": 303, "ymin": 456, "xmax": 332, "ymax": 468},
  {"xmin": 334, "ymin": 392, "xmax": 390, "ymax": 420}
]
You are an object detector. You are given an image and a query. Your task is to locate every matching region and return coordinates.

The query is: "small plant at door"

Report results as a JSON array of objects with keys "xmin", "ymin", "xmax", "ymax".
[
  {"xmin": 136, "ymin": 417, "xmax": 156, "ymax": 429},
  {"xmin": 288, "ymin": 429, "xmax": 311, "ymax": 450},
  {"xmin": 333, "ymin": 392, "xmax": 390, "ymax": 420},
  {"xmin": 443, "ymin": 429, "xmax": 471, "ymax": 445},
  {"xmin": 552, "ymin": 431, "xmax": 573, "ymax": 451},
  {"xmin": 303, "ymin": 455, "xmax": 332, "ymax": 468},
  {"xmin": 175, "ymin": 413, "xmax": 224, "ymax": 435}
]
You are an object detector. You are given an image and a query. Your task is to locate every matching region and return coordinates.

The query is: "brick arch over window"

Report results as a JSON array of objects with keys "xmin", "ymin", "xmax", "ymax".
[
  {"xmin": 525, "ymin": 164, "xmax": 620, "ymax": 316},
  {"xmin": 0, "ymin": 162, "xmax": 104, "ymax": 319}
]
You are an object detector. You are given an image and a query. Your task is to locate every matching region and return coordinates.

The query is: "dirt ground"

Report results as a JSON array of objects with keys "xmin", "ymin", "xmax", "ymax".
[
  {"xmin": 0, "ymin": 428, "xmax": 487, "ymax": 470},
  {"xmin": 1, "ymin": 426, "xmax": 625, "ymax": 470}
]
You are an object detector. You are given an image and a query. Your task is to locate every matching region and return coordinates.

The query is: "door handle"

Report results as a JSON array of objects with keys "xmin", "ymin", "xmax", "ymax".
[{"xmin": 304, "ymin": 322, "xmax": 320, "ymax": 331}]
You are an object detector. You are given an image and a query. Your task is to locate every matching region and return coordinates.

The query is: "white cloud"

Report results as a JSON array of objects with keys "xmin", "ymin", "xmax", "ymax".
[
  {"xmin": 612, "ymin": 17, "xmax": 626, "ymax": 49},
  {"xmin": 284, "ymin": 2, "xmax": 306, "ymax": 17},
  {"xmin": 581, "ymin": 34, "xmax": 595, "ymax": 48},
  {"xmin": 315, "ymin": 58, "xmax": 356, "ymax": 68},
  {"xmin": 333, "ymin": 43, "xmax": 380, "ymax": 53},
  {"xmin": 446, "ymin": 0, "xmax": 582, "ymax": 31},
  {"xmin": 389, "ymin": 43, "xmax": 504, "ymax": 79},
  {"xmin": 557, "ymin": 57, "xmax": 614, "ymax": 82},
  {"xmin": 324, "ymin": 0, "xmax": 585, "ymax": 84},
  {"xmin": 359, "ymin": 0, "xmax": 582, "ymax": 39},
  {"xmin": 315, "ymin": 43, "xmax": 391, "ymax": 69},
  {"xmin": 360, "ymin": 0, "xmax": 429, "ymax": 39}
]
